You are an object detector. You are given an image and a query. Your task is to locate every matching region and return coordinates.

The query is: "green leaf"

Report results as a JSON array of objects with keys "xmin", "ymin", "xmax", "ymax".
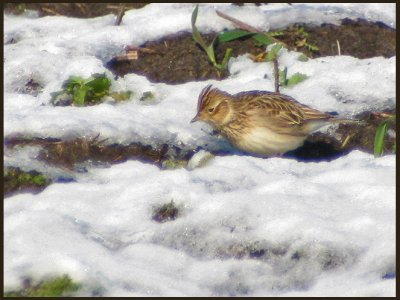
[
  {"xmin": 191, "ymin": 4, "xmax": 199, "ymax": 30},
  {"xmin": 63, "ymin": 76, "xmax": 84, "ymax": 90},
  {"xmin": 206, "ymin": 38, "xmax": 217, "ymax": 65},
  {"xmin": 191, "ymin": 4, "xmax": 218, "ymax": 67},
  {"xmin": 297, "ymin": 54, "xmax": 309, "ymax": 62},
  {"xmin": 65, "ymin": 76, "xmax": 84, "ymax": 85},
  {"xmin": 296, "ymin": 26, "xmax": 308, "ymax": 37},
  {"xmin": 265, "ymin": 43, "xmax": 283, "ymax": 61},
  {"xmin": 286, "ymin": 72, "xmax": 309, "ymax": 87},
  {"xmin": 4, "ymin": 275, "xmax": 80, "ymax": 297},
  {"xmin": 374, "ymin": 121, "xmax": 389, "ymax": 157},
  {"xmin": 191, "ymin": 5, "xmax": 208, "ymax": 51},
  {"xmin": 20, "ymin": 173, "xmax": 32, "ymax": 182},
  {"xmin": 218, "ymin": 30, "xmax": 254, "ymax": 43},
  {"xmin": 269, "ymin": 31, "xmax": 284, "ymax": 37},
  {"xmin": 85, "ymin": 74, "xmax": 111, "ymax": 94},
  {"xmin": 307, "ymin": 43, "xmax": 319, "ymax": 52},
  {"xmin": 51, "ymin": 73, "xmax": 133, "ymax": 106},
  {"xmin": 110, "ymin": 91, "xmax": 133, "ymax": 101},
  {"xmin": 220, "ymin": 48, "xmax": 233, "ymax": 69},
  {"xmin": 279, "ymin": 67, "xmax": 288, "ymax": 86},
  {"xmin": 73, "ymin": 85, "xmax": 90, "ymax": 106},
  {"xmin": 252, "ymin": 33, "xmax": 274, "ymax": 46},
  {"xmin": 32, "ymin": 175, "xmax": 46, "ymax": 185}
]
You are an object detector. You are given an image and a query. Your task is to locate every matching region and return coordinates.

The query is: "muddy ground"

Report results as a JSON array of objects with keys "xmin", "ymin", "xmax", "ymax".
[
  {"xmin": 3, "ymin": 3, "xmax": 148, "ymax": 18},
  {"xmin": 3, "ymin": 3, "xmax": 396, "ymax": 197},
  {"xmin": 107, "ymin": 18, "xmax": 396, "ymax": 84}
]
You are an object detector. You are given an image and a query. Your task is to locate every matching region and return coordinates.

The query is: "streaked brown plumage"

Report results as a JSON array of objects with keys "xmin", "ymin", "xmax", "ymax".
[{"xmin": 191, "ymin": 85, "xmax": 358, "ymax": 156}]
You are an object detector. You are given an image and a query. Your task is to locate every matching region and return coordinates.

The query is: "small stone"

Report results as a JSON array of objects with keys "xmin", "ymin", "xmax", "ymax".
[{"xmin": 186, "ymin": 150, "xmax": 214, "ymax": 170}]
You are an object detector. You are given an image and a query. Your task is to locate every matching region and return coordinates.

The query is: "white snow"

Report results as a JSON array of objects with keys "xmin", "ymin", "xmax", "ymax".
[{"xmin": 4, "ymin": 3, "xmax": 396, "ymax": 297}]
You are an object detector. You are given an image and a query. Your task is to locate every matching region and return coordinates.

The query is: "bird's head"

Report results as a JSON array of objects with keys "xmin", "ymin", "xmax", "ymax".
[{"xmin": 191, "ymin": 85, "xmax": 233, "ymax": 128}]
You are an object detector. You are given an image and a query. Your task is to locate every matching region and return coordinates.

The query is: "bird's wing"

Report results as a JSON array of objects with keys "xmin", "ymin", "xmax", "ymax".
[{"xmin": 236, "ymin": 92, "xmax": 332, "ymax": 135}]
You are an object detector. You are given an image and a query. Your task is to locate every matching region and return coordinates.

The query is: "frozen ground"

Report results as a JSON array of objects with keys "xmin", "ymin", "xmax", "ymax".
[{"xmin": 4, "ymin": 3, "xmax": 396, "ymax": 297}]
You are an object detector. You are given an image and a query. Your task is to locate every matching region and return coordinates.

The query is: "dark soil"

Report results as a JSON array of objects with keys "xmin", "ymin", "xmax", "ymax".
[
  {"xmin": 278, "ymin": 19, "xmax": 396, "ymax": 59},
  {"xmin": 23, "ymin": 79, "xmax": 43, "ymax": 97},
  {"xmin": 3, "ymin": 136, "xmax": 195, "ymax": 172},
  {"xmin": 107, "ymin": 32, "xmax": 266, "ymax": 83},
  {"xmin": 152, "ymin": 201, "xmax": 179, "ymax": 223},
  {"xmin": 106, "ymin": 18, "xmax": 396, "ymax": 84},
  {"xmin": 287, "ymin": 109, "xmax": 396, "ymax": 162},
  {"xmin": 3, "ymin": 3, "xmax": 148, "ymax": 18}
]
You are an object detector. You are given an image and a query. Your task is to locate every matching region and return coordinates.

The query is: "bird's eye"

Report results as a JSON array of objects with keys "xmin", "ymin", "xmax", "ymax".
[{"xmin": 208, "ymin": 107, "xmax": 214, "ymax": 113}]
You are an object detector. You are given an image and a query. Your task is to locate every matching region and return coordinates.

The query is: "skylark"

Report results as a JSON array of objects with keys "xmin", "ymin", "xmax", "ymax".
[{"xmin": 191, "ymin": 85, "xmax": 358, "ymax": 156}]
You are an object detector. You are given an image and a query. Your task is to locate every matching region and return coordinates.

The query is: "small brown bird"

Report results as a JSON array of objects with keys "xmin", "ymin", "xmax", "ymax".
[{"xmin": 191, "ymin": 85, "xmax": 358, "ymax": 156}]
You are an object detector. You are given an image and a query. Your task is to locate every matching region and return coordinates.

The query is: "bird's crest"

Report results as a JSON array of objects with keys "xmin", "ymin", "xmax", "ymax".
[
  {"xmin": 197, "ymin": 84, "xmax": 214, "ymax": 112},
  {"xmin": 196, "ymin": 84, "xmax": 231, "ymax": 112}
]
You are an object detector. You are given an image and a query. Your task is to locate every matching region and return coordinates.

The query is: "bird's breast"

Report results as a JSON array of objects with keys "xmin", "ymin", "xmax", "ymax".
[{"xmin": 227, "ymin": 126, "xmax": 307, "ymax": 156}]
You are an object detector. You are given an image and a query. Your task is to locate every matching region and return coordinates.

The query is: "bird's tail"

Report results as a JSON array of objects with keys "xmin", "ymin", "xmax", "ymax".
[{"xmin": 329, "ymin": 117, "xmax": 365, "ymax": 125}]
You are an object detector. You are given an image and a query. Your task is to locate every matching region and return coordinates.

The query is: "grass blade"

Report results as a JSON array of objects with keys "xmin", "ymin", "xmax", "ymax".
[
  {"xmin": 279, "ymin": 67, "xmax": 288, "ymax": 86},
  {"xmin": 220, "ymin": 48, "xmax": 233, "ymax": 69},
  {"xmin": 207, "ymin": 36, "xmax": 219, "ymax": 65},
  {"xmin": 218, "ymin": 30, "xmax": 254, "ymax": 43},
  {"xmin": 286, "ymin": 72, "xmax": 309, "ymax": 87},
  {"xmin": 73, "ymin": 85, "xmax": 89, "ymax": 106},
  {"xmin": 265, "ymin": 43, "xmax": 283, "ymax": 61},
  {"xmin": 85, "ymin": 74, "xmax": 111, "ymax": 93},
  {"xmin": 252, "ymin": 33, "xmax": 274, "ymax": 46},
  {"xmin": 191, "ymin": 5, "xmax": 208, "ymax": 51},
  {"xmin": 191, "ymin": 4, "xmax": 199, "ymax": 28},
  {"xmin": 374, "ymin": 121, "xmax": 388, "ymax": 157}
]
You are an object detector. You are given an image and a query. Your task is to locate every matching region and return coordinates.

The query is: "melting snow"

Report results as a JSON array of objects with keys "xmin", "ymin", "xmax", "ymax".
[{"xmin": 4, "ymin": 3, "xmax": 396, "ymax": 296}]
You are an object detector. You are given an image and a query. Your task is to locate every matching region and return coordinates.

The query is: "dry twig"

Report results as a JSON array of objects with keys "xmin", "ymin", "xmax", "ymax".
[
  {"xmin": 115, "ymin": 4, "xmax": 125, "ymax": 26},
  {"xmin": 125, "ymin": 46, "xmax": 157, "ymax": 54},
  {"xmin": 336, "ymin": 39, "xmax": 341, "ymax": 56},
  {"xmin": 273, "ymin": 58, "xmax": 280, "ymax": 93},
  {"xmin": 216, "ymin": 10, "xmax": 264, "ymax": 33},
  {"xmin": 41, "ymin": 7, "xmax": 60, "ymax": 16},
  {"xmin": 215, "ymin": 9, "xmax": 287, "ymax": 47},
  {"xmin": 75, "ymin": 3, "xmax": 89, "ymax": 15}
]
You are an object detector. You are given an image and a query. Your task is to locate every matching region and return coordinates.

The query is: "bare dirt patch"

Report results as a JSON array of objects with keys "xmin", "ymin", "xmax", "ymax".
[{"xmin": 106, "ymin": 19, "xmax": 395, "ymax": 84}]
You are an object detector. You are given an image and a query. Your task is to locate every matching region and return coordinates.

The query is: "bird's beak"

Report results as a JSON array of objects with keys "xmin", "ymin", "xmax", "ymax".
[{"xmin": 190, "ymin": 115, "xmax": 199, "ymax": 123}]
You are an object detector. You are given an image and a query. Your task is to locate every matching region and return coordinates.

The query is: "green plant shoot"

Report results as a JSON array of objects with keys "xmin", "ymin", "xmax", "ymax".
[
  {"xmin": 51, "ymin": 73, "xmax": 132, "ymax": 106},
  {"xmin": 374, "ymin": 121, "xmax": 389, "ymax": 157},
  {"xmin": 217, "ymin": 30, "xmax": 253, "ymax": 43},
  {"xmin": 265, "ymin": 43, "xmax": 283, "ymax": 62},
  {"xmin": 191, "ymin": 5, "xmax": 232, "ymax": 71},
  {"xmin": 57, "ymin": 73, "xmax": 111, "ymax": 106},
  {"xmin": 191, "ymin": 5, "xmax": 284, "ymax": 72},
  {"xmin": 279, "ymin": 67, "xmax": 309, "ymax": 87}
]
